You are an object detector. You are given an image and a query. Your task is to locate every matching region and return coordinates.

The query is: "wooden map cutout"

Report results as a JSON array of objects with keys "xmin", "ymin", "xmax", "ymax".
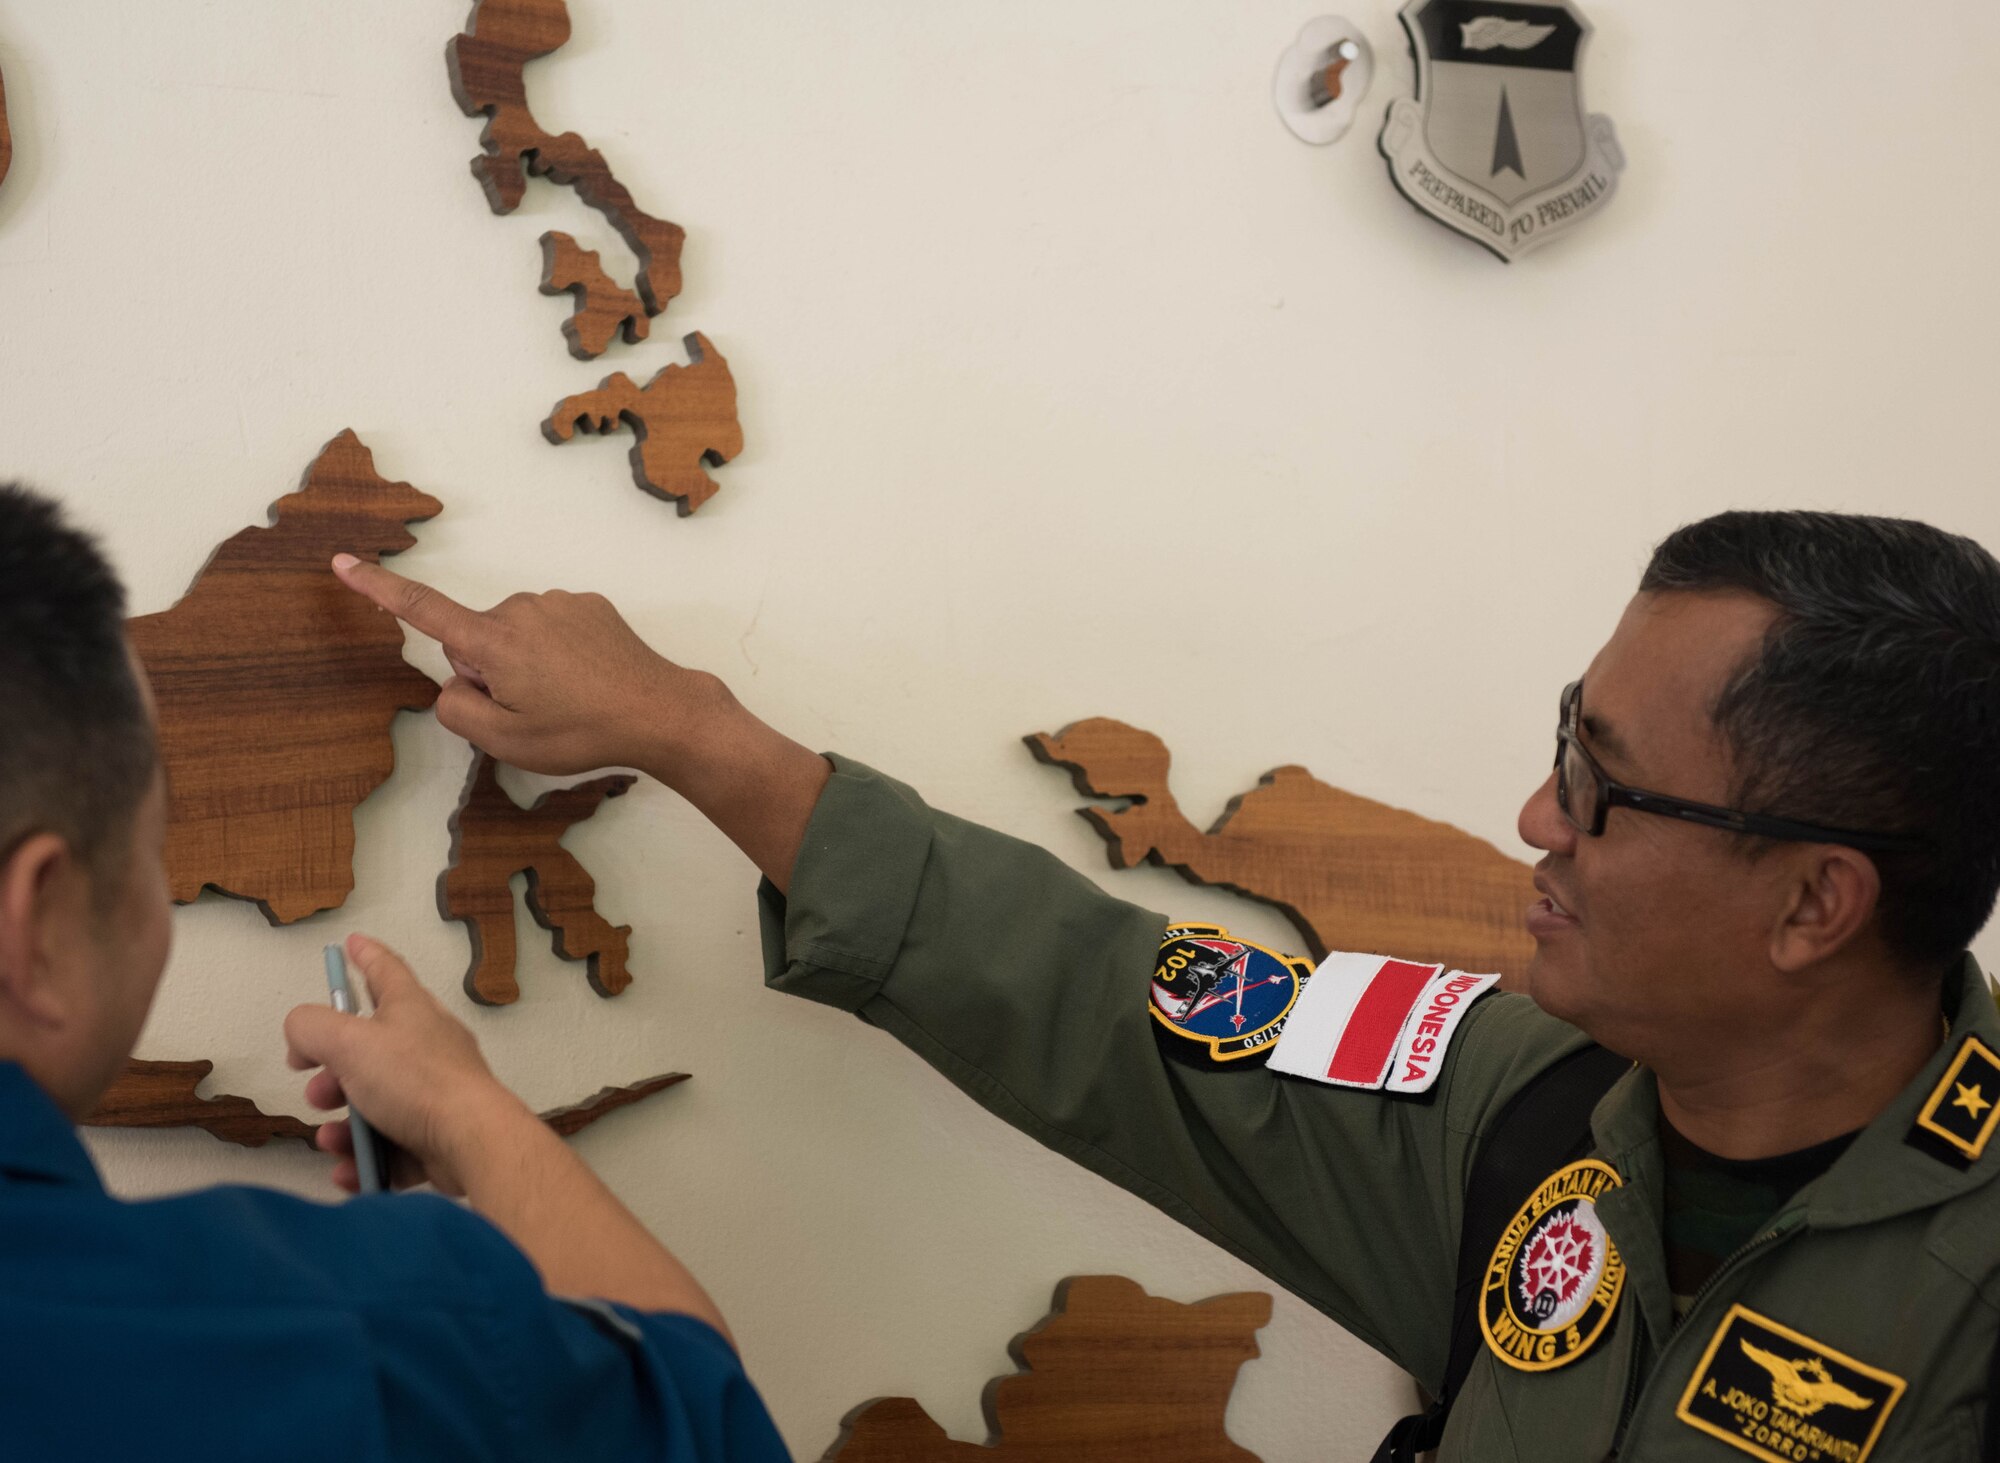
[
  {"xmin": 1028, "ymin": 719, "xmax": 1537, "ymax": 983},
  {"xmin": 440, "ymin": 752, "xmax": 637, "ymax": 1006},
  {"xmin": 544, "ymin": 331, "xmax": 743, "ymax": 514},
  {"xmin": 541, "ymin": 230, "xmax": 649, "ymax": 359},
  {"xmin": 825, "ymin": 1275, "xmax": 1272, "ymax": 1463},
  {"xmin": 89, "ymin": 1063, "xmax": 688, "ymax": 1148},
  {"xmin": 127, "ymin": 430, "xmax": 441, "ymax": 924},
  {"xmin": 447, "ymin": 0, "xmax": 685, "ymax": 317}
]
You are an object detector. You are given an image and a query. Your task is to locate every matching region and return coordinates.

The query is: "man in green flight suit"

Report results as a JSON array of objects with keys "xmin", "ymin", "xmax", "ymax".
[{"xmin": 336, "ymin": 510, "xmax": 2000, "ymax": 1461}]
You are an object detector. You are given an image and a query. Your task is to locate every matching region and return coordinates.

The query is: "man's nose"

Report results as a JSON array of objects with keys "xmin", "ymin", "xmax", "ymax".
[{"xmin": 1519, "ymin": 768, "xmax": 1576, "ymax": 856}]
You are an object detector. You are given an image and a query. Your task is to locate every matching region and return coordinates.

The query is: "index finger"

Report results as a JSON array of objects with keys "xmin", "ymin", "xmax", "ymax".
[{"xmin": 332, "ymin": 555, "xmax": 490, "ymax": 653}]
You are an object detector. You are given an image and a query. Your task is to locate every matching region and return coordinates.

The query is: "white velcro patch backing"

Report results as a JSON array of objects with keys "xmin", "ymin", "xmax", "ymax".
[{"xmin": 1268, "ymin": 952, "xmax": 1499, "ymax": 1094}]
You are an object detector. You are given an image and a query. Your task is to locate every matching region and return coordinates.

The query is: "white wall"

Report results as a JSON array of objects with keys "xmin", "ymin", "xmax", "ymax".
[{"xmin": 4, "ymin": 2, "xmax": 1997, "ymax": 1458}]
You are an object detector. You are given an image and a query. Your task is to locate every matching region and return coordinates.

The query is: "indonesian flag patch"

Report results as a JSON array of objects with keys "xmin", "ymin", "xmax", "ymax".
[{"xmin": 1266, "ymin": 951, "xmax": 1499, "ymax": 1093}]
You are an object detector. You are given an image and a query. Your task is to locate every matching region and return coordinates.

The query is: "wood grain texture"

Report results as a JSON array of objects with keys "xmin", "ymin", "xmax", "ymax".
[
  {"xmin": 0, "ymin": 57, "xmax": 12, "ymax": 197},
  {"xmin": 89, "ymin": 1063, "xmax": 689, "ymax": 1147},
  {"xmin": 825, "ymin": 1275, "xmax": 1272, "ymax": 1463},
  {"xmin": 126, "ymin": 431, "xmax": 440, "ymax": 924},
  {"xmin": 543, "ymin": 331, "xmax": 743, "ymax": 514},
  {"xmin": 440, "ymin": 752, "xmax": 637, "ymax": 1006},
  {"xmin": 540, "ymin": 230, "xmax": 649, "ymax": 359},
  {"xmin": 1028, "ymin": 718, "xmax": 1537, "ymax": 983},
  {"xmin": 446, "ymin": 0, "xmax": 684, "ymax": 315}
]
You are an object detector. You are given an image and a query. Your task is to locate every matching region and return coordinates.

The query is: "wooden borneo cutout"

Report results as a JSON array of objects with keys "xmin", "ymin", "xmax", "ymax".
[
  {"xmin": 541, "ymin": 230, "xmax": 649, "ymax": 359},
  {"xmin": 1028, "ymin": 719, "xmax": 1537, "ymax": 984},
  {"xmin": 126, "ymin": 431, "xmax": 440, "ymax": 925},
  {"xmin": 446, "ymin": 0, "xmax": 684, "ymax": 317},
  {"xmin": 824, "ymin": 1275, "xmax": 1272, "ymax": 1463},
  {"xmin": 440, "ymin": 752, "xmax": 637, "ymax": 1006},
  {"xmin": 89, "ymin": 1063, "xmax": 688, "ymax": 1148},
  {"xmin": 544, "ymin": 331, "xmax": 744, "ymax": 514}
]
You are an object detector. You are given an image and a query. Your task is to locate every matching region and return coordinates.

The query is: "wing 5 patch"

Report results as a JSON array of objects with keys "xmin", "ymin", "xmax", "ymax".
[
  {"xmin": 1676, "ymin": 1304, "xmax": 1906, "ymax": 1463},
  {"xmin": 1480, "ymin": 1158, "xmax": 1626, "ymax": 1372},
  {"xmin": 1266, "ymin": 951, "xmax": 1500, "ymax": 1093},
  {"xmin": 1149, "ymin": 924, "xmax": 1313, "ymax": 1068}
]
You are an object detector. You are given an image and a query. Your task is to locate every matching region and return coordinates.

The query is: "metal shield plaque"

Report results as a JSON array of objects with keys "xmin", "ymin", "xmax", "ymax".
[{"xmin": 1379, "ymin": 0, "xmax": 1624, "ymax": 260}]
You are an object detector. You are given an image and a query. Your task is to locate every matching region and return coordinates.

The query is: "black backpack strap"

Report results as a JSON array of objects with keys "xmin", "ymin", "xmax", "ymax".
[
  {"xmin": 1984, "ymin": 1318, "xmax": 2000, "ymax": 1463},
  {"xmin": 1371, "ymin": 1042, "xmax": 1632, "ymax": 1463}
]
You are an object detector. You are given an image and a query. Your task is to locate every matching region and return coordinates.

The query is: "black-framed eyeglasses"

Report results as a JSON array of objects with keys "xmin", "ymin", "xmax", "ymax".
[{"xmin": 1554, "ymin": 681, "xmax": 1929, "ymax": 853}]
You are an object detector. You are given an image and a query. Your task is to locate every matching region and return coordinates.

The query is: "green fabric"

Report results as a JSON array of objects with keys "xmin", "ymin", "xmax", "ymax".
[{"xmin": 763, "ymin": 757, "xmax": 2000, "ymax": 1461}]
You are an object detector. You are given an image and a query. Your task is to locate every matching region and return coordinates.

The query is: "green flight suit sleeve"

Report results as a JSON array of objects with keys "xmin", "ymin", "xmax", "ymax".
[{"xmin": 759, "ymin": 757, "xmax": 1581, "ymax": 1387}]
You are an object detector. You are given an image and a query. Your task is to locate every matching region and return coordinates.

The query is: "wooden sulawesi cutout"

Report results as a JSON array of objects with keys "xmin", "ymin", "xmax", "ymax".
[
  {"xmin": 440, "ymin": 752, "xmax": 637, "ymax": 1006},
  {"xmin": 88, "ymin": 1064, "xmax": 689, "ymax": 1147},
  {"xmin": 126, "ymin": 431, "xmax": 440, "ymax": 924},
  {"xmin": 1028, "ymin": 719, "xmax": 1537, "ymax": 983},
  {"xmin": 544, "ymin": 331, "xmax": 744, "ymax": 514},
  {"xmin": 446, "ymin": 0, "xmax": 685, "ymax": 316},
  {"xmin": 825, "ymin": 1275, "xmax": 1272, "ymax": 1463},
  {"xmin": 541, "ymin": 230, "xmax": 650, "ymax": 359}
]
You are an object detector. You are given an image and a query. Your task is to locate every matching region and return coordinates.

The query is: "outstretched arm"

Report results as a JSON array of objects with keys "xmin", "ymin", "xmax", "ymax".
[{"xmin": 331, "ymin": 554, "xmax": 830, "ymax": 892}]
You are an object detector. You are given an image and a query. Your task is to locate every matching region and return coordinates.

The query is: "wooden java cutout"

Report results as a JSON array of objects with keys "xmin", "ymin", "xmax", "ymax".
[
  {"xmin": 446, "ymin": 0, "xmax": 685, "ymax": 316},
  {"xmin": 440, "ymin": 752, "xmax": 637, "ymax": 1006},
  {"xmin": 126, "ymin": 431, "xmax": 440, "ymax": 924},
  {"xmin": 88, "ymin": 1064, "xmax": 689, "ymax": 1148},
  {"xmin": 543, "ymin": 331, "xmax": 743, "ymax": 514},
  {"xmin": 1028, "ymin": 719, "xmax": 1537, "ymax": 984},
  {"xmin": 825, "ymin": 1275, "xmax": 1272, "ymax": 1463},
  {"xmin": 541, "ymin": 231, "xmax": 650, "ymax": 360}
]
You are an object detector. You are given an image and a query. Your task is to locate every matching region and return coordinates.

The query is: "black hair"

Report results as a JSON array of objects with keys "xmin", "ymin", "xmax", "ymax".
[
  {"xmin": 0, "ymin": 485, "xmax": 157, "ymax": 877},
  {"xmin": 1640, "ymin": 510, "xmax": 2000, "ymax": 968}
]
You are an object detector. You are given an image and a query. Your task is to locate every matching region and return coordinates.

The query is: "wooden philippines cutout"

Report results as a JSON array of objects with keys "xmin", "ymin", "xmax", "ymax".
[
  {"xmin": 446, "ymin": 0, "xmax": 685, "ymax": 317},
  {"xmin": 440, "ymin": 752, "xmax": 637, "ymax": 1006},
  {"xmin": 126, "ymin": 430, "xmax": 441, "ymax": 925},
  {"xmin": 825, "ymin": 1275, "xmax": 1272, "ymax": 1463},
  {"xmin": 541, "ymin": 230, "xmax": 650, "ymax": 359},
  {"xmin": 544, "ymin": 331, "xmax": 744, "ymax": 514},
  {"xmin": 89, "ymin": 1063, "xmax": 689, "ymax": 1147},
  {"xmin": 1028, "ymin": 718, "xmax": 1536, "ymax": 983}
]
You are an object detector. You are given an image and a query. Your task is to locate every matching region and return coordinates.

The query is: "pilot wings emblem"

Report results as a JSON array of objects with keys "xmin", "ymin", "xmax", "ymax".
[
  {"xmin": 1460, "ymin": 17, "xmax": 1558, "ymax": 50},
  {"xmin": 1739, "ymin": 1341, "xmax": 1877, "ymax": 1418}
]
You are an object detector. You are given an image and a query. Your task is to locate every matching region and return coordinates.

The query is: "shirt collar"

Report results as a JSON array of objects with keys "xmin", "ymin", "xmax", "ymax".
[{"xmin": 0, "ymin": 1062, "xmax": 106, "ymax": 1191}]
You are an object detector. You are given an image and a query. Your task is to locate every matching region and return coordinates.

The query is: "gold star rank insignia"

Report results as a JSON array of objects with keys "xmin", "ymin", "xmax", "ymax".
[{"xmin": 1909, "ymin": 1034, "xmax": 2000, "ymax": 1166}]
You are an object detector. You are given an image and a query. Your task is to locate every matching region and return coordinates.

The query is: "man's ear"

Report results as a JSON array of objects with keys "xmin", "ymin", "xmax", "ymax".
[
  {"xmin": 0, "ymin": 832, "xmax": 84, "ymax": 1030},
  {"xmin": 1769, "ymin": 845, "xmax": 1882, "ymax": 974}
]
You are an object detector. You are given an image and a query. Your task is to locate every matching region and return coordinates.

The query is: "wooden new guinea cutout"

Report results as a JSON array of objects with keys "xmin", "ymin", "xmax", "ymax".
[
  {"xmin": 1027, "ymin": 719, "xmax": 1537, "ymax": 985},
  {"xmin": 441, "ymin": 752, "xmax": 637, "ymax": 1006},
  {"xmin": 544, "ymin": 331, "xmax": 744, "ymax": 514},
  {"xmin": 541, "ymin": 230, "xmax": 649, "ymax": 359},
  {"xmin": 126, "ymin": 431, "xmax": 440, "ymax": 924},
  {"xmin": 824, "ymin": 1275, "xmax": 1272, "ymax": 1463},
  {"xmin": 88, "ymin": 1062, "xmax": 688, "ymax": 1148},
  {"xmin": 447, "ymin": 0, "xmax": 685, "ymax": 317}
]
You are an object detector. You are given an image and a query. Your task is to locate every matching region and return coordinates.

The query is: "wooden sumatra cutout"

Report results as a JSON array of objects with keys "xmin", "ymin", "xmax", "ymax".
[
  {"xmin": 89, "ymin": 1065, "xmax": 688, "ymax": 1147},
  {"xmin": 544, "ymin": 331, "xmax": 743, "ymax": 514},
  {"xmin": 126, "ymin": 431, "xmax": 440, "ymax": 924},
  {"xmin": 441, "ymin": 752, "xmax": 637, "ymax": 1006},
  {"xmin": 446, "ymin": 0, "xmax": 685, "ymax": 316},
  {"xmin": 541, "ymin": 230, "xmax": 649, "ymax": 359},
  {"xmin": 825, "ymin": 1275, "xmax": 1272, "ymax": 1463},
  {"xmin": 1028, "ymin": 719, "xmax": 1536, "ymax": 983}
]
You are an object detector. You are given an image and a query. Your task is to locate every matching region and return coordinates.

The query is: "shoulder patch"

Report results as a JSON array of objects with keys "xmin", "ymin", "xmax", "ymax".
[
  {"xmin": 1905, "ymin": 1034, "xmax": 2000, "ymax": 1169},
  {"xmin": 1480, "ymin": 1158, "xmax": 1626, "ymax": 1372},
  {"xmin": 1675, "ymin": 1304, "xmax": 1906, "ymax": 1463},
  {"xmin": 1149, "ymin": 923, "xmax": 1313, "ymax": 1068},
  {"xmin": 1265, "ymin": 951, "xmax": 1499, "ymax": 1093}
]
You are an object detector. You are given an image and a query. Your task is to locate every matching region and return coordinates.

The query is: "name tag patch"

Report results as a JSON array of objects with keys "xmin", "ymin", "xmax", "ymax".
[
  {"xmin": 1676, "ymin": 1305, "xmax": 1906, "ymax": 1463},
  {"xmin": 1479, "ymin": 1158, "xmax": 1626, "ymax": 1372},
  {"xmin": 1906, "ymin": 1033, "xmax": 2000, "ymax": 1169},
  {"xmin": 1266, "ymin": 951, "xmax": 1499, "ymax": 1093},
  {"xmin": 1149, "ymin": 924, "xmax": 1313, "ymax": 1068}
]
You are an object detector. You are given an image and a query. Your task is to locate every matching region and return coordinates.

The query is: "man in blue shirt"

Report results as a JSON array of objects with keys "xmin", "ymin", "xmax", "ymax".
[{"xmin": 0, "ymin": 484, "xmax": 790, "ymax": 1463}]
